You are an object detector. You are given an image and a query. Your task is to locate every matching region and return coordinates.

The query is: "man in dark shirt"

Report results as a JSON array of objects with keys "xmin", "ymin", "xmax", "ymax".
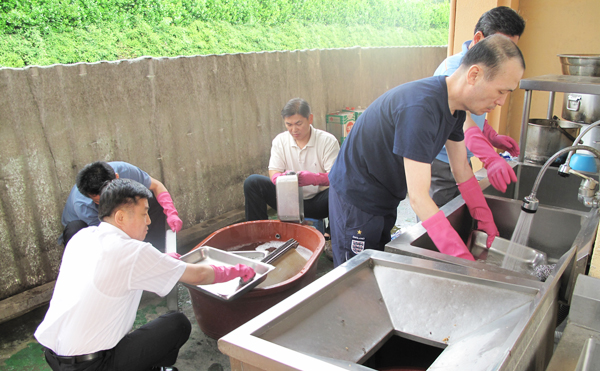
[{"xmin": 329, "ymin": 35, "xmax": 525, "ymax": 267}]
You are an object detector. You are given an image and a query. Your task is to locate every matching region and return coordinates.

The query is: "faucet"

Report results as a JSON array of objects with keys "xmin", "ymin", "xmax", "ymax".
[{"xmin": 524, "ymin": 145, "xmax": 600, "ymax": 212}]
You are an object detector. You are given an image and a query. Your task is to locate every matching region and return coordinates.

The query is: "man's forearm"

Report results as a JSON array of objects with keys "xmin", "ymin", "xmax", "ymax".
[{"xmin": 149, "ymin": 177, "xmax": 168, "ymax": 197}]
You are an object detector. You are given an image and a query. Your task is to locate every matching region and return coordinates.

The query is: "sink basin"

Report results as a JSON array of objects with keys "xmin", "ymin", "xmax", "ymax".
[
  {"xmin": 482, "ymin": 163, "xmax": 599, "ymax": 212},
  {"xmin": 219, "ymin": 251, "xmax": 558, "ymax": 371},
  {"xmin": 387, "ymin": 162, "xmax": 600, "ymax": 306},
  {"xmin": 398, "ymin": 196, "xmax": 585, "ymax": 263}
]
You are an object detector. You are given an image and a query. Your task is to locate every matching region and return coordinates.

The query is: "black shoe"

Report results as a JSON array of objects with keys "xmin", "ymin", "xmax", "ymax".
[{"xmin": 151, "ymin": 367, "xmax": 178, "ymax": 371}]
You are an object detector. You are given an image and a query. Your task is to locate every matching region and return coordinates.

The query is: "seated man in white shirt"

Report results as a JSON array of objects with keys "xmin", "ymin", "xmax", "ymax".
[
  {"xmin": 244, "ymin": 98, "xmax": 340, "ymax": 222},
  {"xmin": 35, "ymin": 179, "xmax": 254, "ymax": 371}
]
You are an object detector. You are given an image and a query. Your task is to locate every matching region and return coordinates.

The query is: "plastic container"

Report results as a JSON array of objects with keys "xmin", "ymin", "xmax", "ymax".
[
  {"xmin": 570, "ymin": 153, "xmax": 598, "ymax": 172},
  {"xmin": 186, "ymin": 220, "xmax": 325, "ymax": 339}
]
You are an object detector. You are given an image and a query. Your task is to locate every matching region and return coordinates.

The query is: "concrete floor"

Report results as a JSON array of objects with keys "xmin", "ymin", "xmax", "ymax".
[
  {"xmin": 0, "ymin": 254, "xmax": 337, "ymax": 371},
  {"xmin": 0, "ymin": 200, "xmax": 417, "ymax": 371}
]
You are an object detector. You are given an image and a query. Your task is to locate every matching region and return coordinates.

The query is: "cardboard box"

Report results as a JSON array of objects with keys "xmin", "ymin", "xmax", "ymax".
[
  {"xmin": 343, "ymin": 106, "xmax": 365, "ymax": 121},
  {"xmin": 326, "ymin": 110, "xmax": 355, "ymax": 144}
]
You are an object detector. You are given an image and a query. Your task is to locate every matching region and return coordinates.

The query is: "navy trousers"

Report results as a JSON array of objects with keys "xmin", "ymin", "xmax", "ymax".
[{"xmin": 329, "ymin": 186, "xmax": 397, "ymax": 267}]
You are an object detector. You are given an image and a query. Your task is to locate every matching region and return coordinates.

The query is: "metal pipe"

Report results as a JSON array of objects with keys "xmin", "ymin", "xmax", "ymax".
[
  {"xmin": 518, "ymin": 90, "xmax": 533, "ymax": 163},
  {"xmin": 527, "ymin": 145, "xmax": 600, "ymax": 200},
  {"xmin": 547, "ymin": 92, "xmax": 555, "ymax": 119}
]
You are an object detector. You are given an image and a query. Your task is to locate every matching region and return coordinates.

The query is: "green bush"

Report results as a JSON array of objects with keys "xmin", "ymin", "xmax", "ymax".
[
  {"xmin": 0, "ymin": 0, "xmax": 450, "ymax": 67},
  {"xmin": 0, "ymin": 19, "xmax": 448, "ymax": 67},
  {"xmin": 1, "ymin": 0, "xmax": 450, "ymax": 33}
]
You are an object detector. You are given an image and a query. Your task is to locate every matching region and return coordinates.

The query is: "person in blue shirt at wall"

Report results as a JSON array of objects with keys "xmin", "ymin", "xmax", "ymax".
[
  {"xmin": 328, "ymin": 35, "xmax": 526, "ymax": 267},
  {"xmin": 430, "ymin": 6, "xmax": 526, "ymax": 207},
  {"xmin": 61, "ymin": 161, "xmax": 183, "ymax": 251}
]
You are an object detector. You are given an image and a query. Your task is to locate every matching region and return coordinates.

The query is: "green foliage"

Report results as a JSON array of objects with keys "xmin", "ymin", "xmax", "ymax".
[
  {"xmin": 0, "ymin": 0, "xmax": 450, "ymax": 67},
  {"xmin": 0, "ymin": 0, "xmax": 450, "ymax": 33},
  {"xmin": 0, "ymin": 20, "xmax": 448, "ymax": 67}
]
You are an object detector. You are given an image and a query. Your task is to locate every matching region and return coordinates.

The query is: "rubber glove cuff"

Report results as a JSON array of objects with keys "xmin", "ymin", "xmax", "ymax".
[
  {"xmin": 422, "ymin": 211, "xmax": 475, "ymax": 261},
  {"xmin": 457, "ymin": 176, "xmax": 499, "ymax": 247},
  {"xmin": 296, "ymin": 171, "xmax": 330, "ymax": 187},
  {"xmin": 166, "ymin": 252, "xmax": 181, "ymax": 260},
  {"xmin": 211, "ymin": 264, "xmax": 256, "ymax": 283},
  {"xmin": 156, "ymin": 192, "xmax": 183, "ymax": 232}
]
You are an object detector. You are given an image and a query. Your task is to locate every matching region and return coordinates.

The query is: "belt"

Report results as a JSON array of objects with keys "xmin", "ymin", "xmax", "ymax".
[{"xmin": 49, "ymin": 349, "xmax": 106, "ymax": 364}]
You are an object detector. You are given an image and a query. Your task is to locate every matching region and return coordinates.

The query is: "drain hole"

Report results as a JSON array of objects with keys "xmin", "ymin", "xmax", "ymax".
[
  {"xmin": 362, "ymin": 333, "xmax": 444, "ymax": 370},
  {"xmin": 275, "ymin": 233, "xmax": 281, "ymax": 239}
]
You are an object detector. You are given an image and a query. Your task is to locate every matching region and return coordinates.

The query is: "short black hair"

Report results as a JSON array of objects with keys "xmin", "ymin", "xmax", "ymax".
[
  {"xmin": 474, "ymin": 6, "xmax": 526, "ymax": 38},
  {"xmin": 97, "ymin": 179, "xmax": 152, "ymax": 220},
  {"xmin": 281, "ymin": 98, "xmax": 311, "ymax": 119},
  {"xmin": 461, "ymin": 34, "xmax": 525, "ymax": 81},
  {"xmin": 76, "ymin": 162, "xmax": 117, "ymax": 197}
]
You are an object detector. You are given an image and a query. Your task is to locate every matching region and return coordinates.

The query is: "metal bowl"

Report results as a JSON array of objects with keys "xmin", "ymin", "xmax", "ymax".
[{"xmin": 558, "ymin": 54, "xmax": 600, "ymax": 77}]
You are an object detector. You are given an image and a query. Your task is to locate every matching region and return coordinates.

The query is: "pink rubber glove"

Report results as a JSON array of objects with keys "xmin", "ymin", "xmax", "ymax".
[
  {"xmin": 457, "ymin": 176, "xmax": 499, "ymax": 248},
  {"xmin": 156, "ymin": 192, "xmax": 183, "ymax": 232},
  {"xmin": 465, "ymin": 126, "xmax": 517, "ymax": 193},
  {"xmin": 296, "ymin": 171, "xmax": 330, "ymax": 187},
  {"xmin": 166, "ymin": 252, "xmax": 181, "ymax": 260},
  {"xmin": 270, "ymin": 172, "xmax": 287, "ymax": 185},
  {"xmin": 210, "ymin": 264, "xmax": 256, "ymax": 284},
  {"xmin": 483, "ymin": 122, "xmax": 520, "ymax": 157},
  {"xmin": 422, "ymin": 211, "xmax": 475, "ymax": 261}
]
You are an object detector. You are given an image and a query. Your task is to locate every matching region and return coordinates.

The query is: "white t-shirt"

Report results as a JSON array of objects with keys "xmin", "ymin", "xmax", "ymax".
[
  {"xmin": 35, "ymin": 222, "xmax": 187, "ymax": 356},
  {"xmin": 268, "ymin": 125, "xmax": 340, "ymax": 199}
]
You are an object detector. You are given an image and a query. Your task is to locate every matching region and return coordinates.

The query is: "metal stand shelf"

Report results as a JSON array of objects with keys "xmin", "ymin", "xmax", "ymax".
[{"xmin": 517, "ymin": 74, "xmax": 600, "ymax": 163}]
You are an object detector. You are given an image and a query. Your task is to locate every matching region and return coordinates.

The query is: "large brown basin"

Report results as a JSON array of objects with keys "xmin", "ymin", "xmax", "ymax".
[{"xmin": 187, "ymin": 220, "xmax": 325, "ymax": 339}]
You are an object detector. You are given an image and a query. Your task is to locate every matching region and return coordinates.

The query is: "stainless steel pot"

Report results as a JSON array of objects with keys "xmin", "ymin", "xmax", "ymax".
[
  {"xmin": 559, "ymin": 54, "xmax": 600, "ymax": 124},
  {"xmin": 525, "ymin": 118, "xmax": 581, "ymax": 164},
  {"xmin": 558, "ymin": 54, "xmax": 600, "ymax": 76}
]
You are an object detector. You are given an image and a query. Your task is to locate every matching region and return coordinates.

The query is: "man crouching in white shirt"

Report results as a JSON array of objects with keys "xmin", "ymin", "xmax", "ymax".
[{"xmin": 35, "ymin": 178, "xmax": 254, "ymax": 371}]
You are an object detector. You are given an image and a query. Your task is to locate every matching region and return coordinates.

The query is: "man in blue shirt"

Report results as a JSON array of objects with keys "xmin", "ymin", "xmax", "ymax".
[
  {"xmin": 329, "ymin": 35, "xmax": 526, "ymax": 267},
  {"xmin": 430, "ymin": 6, "xmax": 526, "ymax": 207},
  {"xmin": 61, "ymin": 161, "xmax": 183, "ymax": 251}
]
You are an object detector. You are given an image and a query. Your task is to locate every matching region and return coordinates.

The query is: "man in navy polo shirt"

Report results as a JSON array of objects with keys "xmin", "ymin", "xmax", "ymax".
[{"xmin": 328, "ymin": 35, "xmax": 525, "ymax": 267}]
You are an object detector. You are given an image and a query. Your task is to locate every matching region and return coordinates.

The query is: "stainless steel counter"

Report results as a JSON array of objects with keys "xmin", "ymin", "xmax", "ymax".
[
  {"xmin": 547, "ymin": 274, "xmax": 600, "ymax": 371},
  {"xmin": 517, "ymin": 74, "xmax": 600, "ymax": 162},
  {"xmin": 219, "ymin": 250, "xmax": 558, "ymax": 370},
  {"xmin": 519, "ymin": 75, "xmax": 600, "ymax": 95}
]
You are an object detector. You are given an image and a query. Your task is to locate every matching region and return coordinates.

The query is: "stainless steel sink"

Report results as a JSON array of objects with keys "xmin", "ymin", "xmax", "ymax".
[
  {"xmin": 218, "ymin": 251, "xmax": 559, "ymax": 371},
  {"xmin": 482, "ymin": 163, "xmax": 599, "ymax": 212},
  {"xmin": 387, "ymin": 162, "xmax": 600, "ymax": 305},
  {"xmin": 547, "ymin": 275, "xmax": 600, "ymax": 371}
]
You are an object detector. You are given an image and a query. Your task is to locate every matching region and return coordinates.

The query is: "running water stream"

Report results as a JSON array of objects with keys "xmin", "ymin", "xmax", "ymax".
[{"xmin": 501, "ymin": 210, "xmax": 536, "ymax": 273}]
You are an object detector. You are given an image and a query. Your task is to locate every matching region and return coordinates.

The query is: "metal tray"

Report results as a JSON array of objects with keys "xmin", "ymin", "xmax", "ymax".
[
  {"xmin": 229, "ymin": 250, "xmax": 269, "ymax": 260},
  {"xmin": 180, "ymin": 246, "xmax": 275, "ymax": 301},
  {"xmin": 468, "ymin": 230, "xmax": 547, "ymax": 272}
]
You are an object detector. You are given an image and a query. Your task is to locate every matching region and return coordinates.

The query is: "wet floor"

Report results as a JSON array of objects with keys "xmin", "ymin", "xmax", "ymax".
[{"xmin": 0, "ymin": 253, "xmax": 336, "ymax": 371}]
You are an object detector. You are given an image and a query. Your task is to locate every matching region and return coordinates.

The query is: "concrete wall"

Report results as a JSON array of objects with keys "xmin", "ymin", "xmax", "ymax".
[{"xmin": 0, "ymin": 46, "xmax": 447, "ymax": 300}]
